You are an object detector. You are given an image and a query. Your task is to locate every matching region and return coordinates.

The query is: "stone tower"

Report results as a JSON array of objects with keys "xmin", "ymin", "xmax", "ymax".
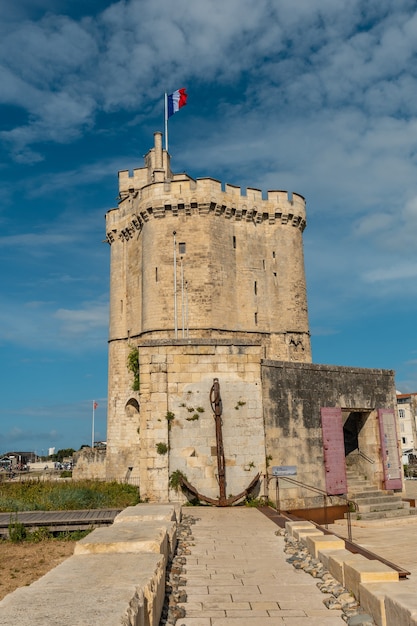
[{"xmin": 105, "ymin": 132, "xmax": 311, "ymax": 500}]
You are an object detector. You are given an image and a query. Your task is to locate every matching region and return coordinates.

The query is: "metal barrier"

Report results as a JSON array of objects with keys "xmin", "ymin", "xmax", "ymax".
[{"xmin": 267, "ymin": 474, "xmax": 357, "ymax": 542}]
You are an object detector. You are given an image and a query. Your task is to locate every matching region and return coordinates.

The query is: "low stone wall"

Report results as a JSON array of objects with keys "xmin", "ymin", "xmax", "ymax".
[
  {"xmin": 286, "ymin": 521, "xmax": 417, "ymax": 626},
  {"xmin": 0, "ymin": 503, "xmax": 180, "ymax": 626},
  {"xmin": 73, "ymin": 447, "xmax": 107, "ymax": 480}
]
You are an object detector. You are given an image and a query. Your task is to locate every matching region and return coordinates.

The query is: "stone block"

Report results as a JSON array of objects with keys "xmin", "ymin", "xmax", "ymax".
[
  {"xmin": 74, "ymin": 520, "xmax": 176, "ymax": 560},
  {"xmin": 0, "ymin": 552, "xmax": 165, "ymax": 626},
  {"xmin": 307, "ymin": 534, "xmax": 345, "ymax": 558},
  {"xmin": 344, "ymin": 559, "xmax": 399, "ymax": 600},
  {"xmin": 285, "ymin": 520, "xmax": 316, "ymax": 536},
  {"xmin": 113, "ymin": 503, "xmax": 179, "ymax": 524},
  {"xmin": 384, "ymin": 587, "xmax": 417, "ymax": 626},
  {"xmin": 292, "ymin": 527, "xmax": 323, "ymax": 542},
  {"xmin": 359, "ymin": 582, "xmax": 401, "ymax": 626},
  {"xmin": 327, "ymin": 551, "xmax": 365, "ymax": 586}
]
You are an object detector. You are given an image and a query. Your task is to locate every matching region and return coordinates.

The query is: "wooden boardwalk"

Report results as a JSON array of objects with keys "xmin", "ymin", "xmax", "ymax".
[{"xmin": 0, "ymin": 509, "xmax": 121, "ymax": 537}]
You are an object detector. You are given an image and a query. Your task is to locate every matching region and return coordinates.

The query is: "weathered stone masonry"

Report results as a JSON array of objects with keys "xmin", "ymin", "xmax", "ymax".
[
  {"xmin": 105, "ymin": 132, "xmax": 312, "ymax": 501},
  {"xmin": 102, "ymin": 131, "xmax": 401, "ymax": 508}
]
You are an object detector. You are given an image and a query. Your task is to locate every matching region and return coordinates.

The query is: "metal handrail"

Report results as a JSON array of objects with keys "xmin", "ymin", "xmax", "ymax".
[
  {"xmin": 357, "ymin": 450, "xmax": 375, "ymax": 464},
  {"xmin": 268, "ymin": 474, "xmax": 357, "ymax": 542}
]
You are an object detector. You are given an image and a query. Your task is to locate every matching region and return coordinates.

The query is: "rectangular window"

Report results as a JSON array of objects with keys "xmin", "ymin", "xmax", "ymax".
[
  {"xmin": 399, "ymin": 409, "xmax": 405, "ymax": 418},
  {"xmin": 155, "ymin": 267, "xmax": 158, "ymax": 282},
  {"xmin": 402, "ymin": 437, "xmax": 407, "ymax": 444},
  {"xmin": 272, "ymin": 251, "xmax": 276, "ymax": 258},
  {"xmin": 233, "ymin": 236, "xmax": 236, "ymax": 249},
  {"xmin": 254, "ymin": 281, "xmax": 257, "ymax": 295},
  {"xmin": 179, "ymin": 242, "xmax": 186, "ymax": 254}
]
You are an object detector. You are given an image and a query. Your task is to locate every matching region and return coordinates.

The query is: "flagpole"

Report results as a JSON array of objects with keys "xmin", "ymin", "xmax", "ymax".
[
  {"xmin": 164, "ymin": 92, "xmax": 168, "ymax": 152},
  {"xmin": 91, "ymin": 401, "xmax": 95, "ymax": 449},
  {"xmin": 173, "ymin": 231, "xmax": 178, "ymax": 338}
]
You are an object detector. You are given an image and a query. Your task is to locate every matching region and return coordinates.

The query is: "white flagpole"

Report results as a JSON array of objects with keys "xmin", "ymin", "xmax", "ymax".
[
  {"xmin": 164, "ymin": 92, "xmax": 169, "ymax": 152},
  {"xmin": 91, "ymin": 401, "xmax": 95, "ymax": 449},
  {"xmin": 173, "ymin": 232, "xmax": 178, "ymax": 338}
]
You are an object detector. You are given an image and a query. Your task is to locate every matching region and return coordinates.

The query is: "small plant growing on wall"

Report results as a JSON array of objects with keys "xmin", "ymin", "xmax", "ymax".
[
  {"xmin": 127, "ymin": 346, "xmax": 140, "ymax": 391},
  {"xmin": 169, "ymin": 470, "xmax": 187, "ymax": 492},
  {"xmin": 166, "ymin": 411, "xmax": 175, "ymax": 430},
  {"xmin": 186, "ymin": 413, "xmax": 199, "ymax": 421},
  {"xmin": 156, "ymin": 442, "xmax": 168, "ymax": 455}
]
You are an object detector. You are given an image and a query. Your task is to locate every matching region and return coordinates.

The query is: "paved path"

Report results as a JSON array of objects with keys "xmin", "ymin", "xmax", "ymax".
[
  {"xmin": 328, "ymin": 479, "xmax": 417, "ymax": 577},
  {"xmin": 178, "ymin": 507, "xmax": 344, "ymax": 625}
]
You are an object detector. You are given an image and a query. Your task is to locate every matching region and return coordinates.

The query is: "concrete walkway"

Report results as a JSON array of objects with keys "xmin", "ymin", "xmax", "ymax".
[{"xmin": 178, "ymin": 507, "xmax": 344, "ymax": 625}]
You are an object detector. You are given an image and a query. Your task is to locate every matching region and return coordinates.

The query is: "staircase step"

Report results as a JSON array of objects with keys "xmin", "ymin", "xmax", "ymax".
[
  {"xmin": 348, "ymin": 481, "xmax": 377, "ymax": 488},
  {"xmin": 348, "ymin": 490, "xmax": 389, "ymax": 499},
  {"xmin": 348, "ymin": 507, "xmax": 417, "ymax": 520},
  {"xmin": 357, "ymin": 501, "xmax": 409, "ymax": 514},
  {"xmin": 353, "ymin": 495, "xmax": 403, "ymax": 505}
]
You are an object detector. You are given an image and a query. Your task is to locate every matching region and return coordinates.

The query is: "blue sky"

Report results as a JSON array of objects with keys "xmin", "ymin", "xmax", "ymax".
[{"xmin": 1, "ymin": 0, "xmax": 417, "ymax": 455}]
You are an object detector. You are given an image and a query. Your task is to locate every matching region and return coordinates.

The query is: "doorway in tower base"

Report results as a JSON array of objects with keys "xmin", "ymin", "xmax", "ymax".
[{"xmin": 320, "ymin": 406, "xmax": 402, "ymax": 495}]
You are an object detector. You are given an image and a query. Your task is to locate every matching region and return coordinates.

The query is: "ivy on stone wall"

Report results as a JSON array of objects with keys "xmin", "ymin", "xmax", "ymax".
[{"xmin": 127, "ymin": 346, "xmax": 140, "ymax": 391}]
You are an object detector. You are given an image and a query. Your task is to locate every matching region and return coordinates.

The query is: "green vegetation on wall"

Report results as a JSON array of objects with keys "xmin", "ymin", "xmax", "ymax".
[{"xmin": 127, "ymin": 346, "xmax": 140, "ymax": 391}]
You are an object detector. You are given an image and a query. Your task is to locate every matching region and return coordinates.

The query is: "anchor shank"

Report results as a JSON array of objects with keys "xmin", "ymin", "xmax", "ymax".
[{"xmin": 210, "ymin": 378, "xmax": 227, "ymax": 505}]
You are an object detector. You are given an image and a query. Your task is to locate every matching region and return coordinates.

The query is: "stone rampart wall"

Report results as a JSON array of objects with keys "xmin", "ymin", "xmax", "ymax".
[
  {"xmin": 262, "ymin": 360, "xmax": 397, "ymax": 510},
  {"xmin": 106, "ymin": 340, "xmax": 266, "ymax": 500}
]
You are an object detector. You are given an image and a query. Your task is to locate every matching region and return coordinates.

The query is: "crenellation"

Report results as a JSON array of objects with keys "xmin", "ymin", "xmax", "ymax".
[
  {"xmin": 247, "ymin": 187, "xmax": 262, "ymax": 201},
  {"xmin": 225, "ymin": 183, "xmax": 241, "ymax": 195}
]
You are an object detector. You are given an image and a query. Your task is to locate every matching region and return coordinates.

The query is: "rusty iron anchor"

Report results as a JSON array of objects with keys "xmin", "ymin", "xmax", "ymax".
[{"xmin": 179, "ymin": 377, "xmax": 260, "ymax": 506}]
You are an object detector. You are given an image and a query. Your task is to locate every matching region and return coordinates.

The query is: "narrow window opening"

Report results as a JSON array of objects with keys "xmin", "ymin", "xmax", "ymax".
[
  {"xmin": 233, "ymin": 236, "xmax": 236, "ymax": 249},
  {"xmin": 262, "ymin": 259, "xmax": 265, "ymax": 270},
  {"xmin": 179, "ymin": 242, "xmax": 186, "ymax": 254},
  {"xmin": 272, "ymin": 251, "xmax": 276, "ymax": 258},
  {"xmin": 254, "ymin": 312, "xmax": 258, "ymax": 325},
  {"xmin": 155, "ymin": 267, "xmax": 158, "ymax": 282},
  {"xmin": 254, "ymin": 281, "xmax": 257, "ymax": 295}
]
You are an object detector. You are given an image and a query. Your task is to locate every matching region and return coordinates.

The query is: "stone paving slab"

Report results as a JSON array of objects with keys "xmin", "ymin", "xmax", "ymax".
[{"xmin": 179, "ymin": 507, "xmax": 343, "ymax": 625}]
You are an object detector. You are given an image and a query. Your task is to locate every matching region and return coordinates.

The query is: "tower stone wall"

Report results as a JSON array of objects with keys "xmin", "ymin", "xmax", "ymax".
[{"xmin": 105, "ymin": 132, "xmax": 312, "ymax": 497}]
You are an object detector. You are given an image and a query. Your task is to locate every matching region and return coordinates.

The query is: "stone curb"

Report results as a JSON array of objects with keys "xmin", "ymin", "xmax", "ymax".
[
  {"xmin": 0, "ymin": 503, "xmax": 179, "ymax": 626},
  {"xmin": 285, "ymin": 521, "xmax": 417, "ymax": 626}
]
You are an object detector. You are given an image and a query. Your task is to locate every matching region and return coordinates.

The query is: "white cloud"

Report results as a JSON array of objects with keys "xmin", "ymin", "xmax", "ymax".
[
  {"xmin": 54, "ymin": 302, "xmax": 108, "ymax": 337},
  {"xmin": 0, "ymin": 297, "xmax": 108, "ymax": 351},
  {"xmin": 0, "ymin": 1, "xmax": 416, "ymax": 161}
]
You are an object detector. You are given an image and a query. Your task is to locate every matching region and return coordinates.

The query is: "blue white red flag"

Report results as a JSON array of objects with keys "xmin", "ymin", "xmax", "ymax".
[{"xmin": 167, "ymin": 88, "xmax": 187, "ymax": 118}]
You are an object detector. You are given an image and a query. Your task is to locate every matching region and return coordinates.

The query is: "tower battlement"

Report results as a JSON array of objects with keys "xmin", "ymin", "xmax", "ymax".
[{"xmin": 109, "ymin": 133, "xmax": 306, "ymax": 243}]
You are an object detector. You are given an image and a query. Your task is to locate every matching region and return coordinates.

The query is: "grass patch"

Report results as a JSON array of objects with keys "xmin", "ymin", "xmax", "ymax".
[{"xmin": 0, "ymin": 480, "xmax": 140, "ymax": 512}]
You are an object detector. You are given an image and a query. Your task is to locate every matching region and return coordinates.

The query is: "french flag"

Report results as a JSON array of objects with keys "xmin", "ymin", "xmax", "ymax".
[{"xmin": 167, "ymin": 88, "xmax": 187, "ymax": 118}]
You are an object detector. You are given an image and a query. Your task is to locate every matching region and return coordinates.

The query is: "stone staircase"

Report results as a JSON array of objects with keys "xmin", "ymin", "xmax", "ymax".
[{"xmin": 346, "ymin": 470, "xmax": 417, "ymax": 521}]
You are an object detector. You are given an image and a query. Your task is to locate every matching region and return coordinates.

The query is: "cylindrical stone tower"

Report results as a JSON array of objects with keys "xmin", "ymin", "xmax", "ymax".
[{"xmin": 105, "ymin": 132, "xmax": 311, "ymax": 498}]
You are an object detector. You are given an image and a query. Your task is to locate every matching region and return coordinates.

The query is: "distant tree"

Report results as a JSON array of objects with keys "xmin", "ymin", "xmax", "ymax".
[
  {"xmin": 50, "ymin": 448, "xmax": 75, "ymax": 462},
  {"xmin": 79, "ymin": 444, "xmax": 90, "ymax": 450}
]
